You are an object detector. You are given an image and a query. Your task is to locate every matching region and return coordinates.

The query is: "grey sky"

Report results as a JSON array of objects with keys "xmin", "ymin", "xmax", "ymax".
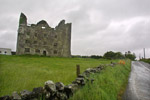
[{"xmin": 0, "ymin": 0, "xmax": 150, "ymax": 58}]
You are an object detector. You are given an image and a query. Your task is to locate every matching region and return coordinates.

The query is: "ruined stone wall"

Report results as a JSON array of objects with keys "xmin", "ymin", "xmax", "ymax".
[{"xmin": 16, "ymin": 13, "xmax": 71, "ymax": 57}]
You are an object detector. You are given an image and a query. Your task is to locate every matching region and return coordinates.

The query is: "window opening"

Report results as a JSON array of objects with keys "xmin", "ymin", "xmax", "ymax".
[
  {"xmin": 43, "ymin": 51, "xmax": 46, "ymax": 56},
  {"xmin": 54, "ymin": 50, "xmax": 57, "ymax": 54},
  {"xmin": 54, "ymin": 43, "xmax": 57, "ymax": 47},
  {"xmin": 25, "ymin": 40, "xmax": 30, "ymax": 43},
  {"xmin": 35, "ymin": 49, "xmax": 40, "ymax": 53},
  {"xmin": 25, "ymin": 48, "xmax": 30, "ymax": 52}
]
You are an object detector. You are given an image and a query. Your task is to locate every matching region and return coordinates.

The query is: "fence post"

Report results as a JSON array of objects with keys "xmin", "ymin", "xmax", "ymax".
[{"xmin": 76, "ymin": 65, "xmax": 80, "ymax": 77}]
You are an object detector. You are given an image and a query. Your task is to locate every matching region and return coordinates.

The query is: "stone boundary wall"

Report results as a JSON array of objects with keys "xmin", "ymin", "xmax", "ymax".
[{"xmin": 0, "ymin": 63, "xmax": 116, "ymax": 100}]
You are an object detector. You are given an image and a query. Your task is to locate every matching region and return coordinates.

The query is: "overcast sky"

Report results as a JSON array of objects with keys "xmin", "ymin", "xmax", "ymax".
[{"xmin": 0, "ymin": 0, "xmax": 150, "ymax": 58}]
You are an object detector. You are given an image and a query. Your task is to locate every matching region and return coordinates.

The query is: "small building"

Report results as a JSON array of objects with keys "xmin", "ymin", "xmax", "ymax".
[{"xmin": 0, "ymin": 48, "xmax": 12, "ymax": 55}]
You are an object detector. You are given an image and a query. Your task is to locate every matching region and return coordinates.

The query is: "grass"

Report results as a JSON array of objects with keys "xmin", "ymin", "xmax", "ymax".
[
  {"xmin": 69, "ymin": 60, "xmax": 131, "ymax": 100},
  {"xmin": 0, "ymin": 55, "xmax": 115, "ymax": 97},
  {"xmin": 140, "ymin": 59, "xmax": 150, "ymax": 64}
]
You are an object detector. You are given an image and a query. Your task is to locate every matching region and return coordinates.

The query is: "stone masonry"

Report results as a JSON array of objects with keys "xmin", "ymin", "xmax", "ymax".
[{"xmin": 16, "ymin": 13, "xmax": 71, "ymax": 57}]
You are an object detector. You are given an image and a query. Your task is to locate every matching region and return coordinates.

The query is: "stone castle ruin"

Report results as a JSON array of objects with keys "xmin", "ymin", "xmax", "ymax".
[{"xmin": 16, "ymin": 13, "xmax": 71, "ymax": 57}]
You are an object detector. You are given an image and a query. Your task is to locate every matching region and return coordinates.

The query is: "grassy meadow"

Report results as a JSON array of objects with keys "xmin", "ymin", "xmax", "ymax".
[
  {"xmin": 0, "ymin": 55, "xmax": 114, "ymax": 96},
  {"xmin": 69, "ymin": 60, "xmax": 131, "ymax": 100}
]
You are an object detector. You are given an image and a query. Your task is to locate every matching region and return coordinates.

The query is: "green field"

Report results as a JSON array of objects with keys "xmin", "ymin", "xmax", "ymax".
[
  {"xmin": 0, "ymin": 55, "xmax": 113, "ymax": 97},
  {"xmin": 69, "ymin": 60, "xmax": 131, "ymax": 100}
]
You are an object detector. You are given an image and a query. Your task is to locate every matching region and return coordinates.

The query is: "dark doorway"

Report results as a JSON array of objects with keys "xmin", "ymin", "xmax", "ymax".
[{"xmin": 43, "ymin": 51, "xmax": 46, "ymax": 56}]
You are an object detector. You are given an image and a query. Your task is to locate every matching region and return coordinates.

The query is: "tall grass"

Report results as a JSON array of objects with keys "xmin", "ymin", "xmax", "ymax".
[
  {"xmin": 69, "ymin": 60, "xmax": 131, "ymax": 100},
  {"xmin": 0, "ymin": 55, "xmax": 113, "ymax": 96}
]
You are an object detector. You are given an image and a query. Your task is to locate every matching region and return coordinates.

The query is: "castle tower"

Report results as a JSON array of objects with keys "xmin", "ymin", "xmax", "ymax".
[{"xmin": 16, "ymin": 13, "xmax": 71, "ymax": 57}]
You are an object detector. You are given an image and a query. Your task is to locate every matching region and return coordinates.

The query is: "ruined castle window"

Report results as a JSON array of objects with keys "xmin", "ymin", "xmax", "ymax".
[
  {"xmin": 54, "ymin": 50, "xmax": 57, "ymax": 54},
  {"xmin": 0, "ymin": 51, "xmax": 1, "ymax": 53},
  {"xmin": 35, "ymin": 49, "xmax": 40, "ymax": 53},
  {"xmin": 25, "ymin": 48, "xmax": 30, "ymax": 52},
  {"xmin": 43, "ymin": 51, "xmax": 46, "ymax": 56},
  {"xmin": 55, "ymin": 35, "xmax": 57, "ymax": 38},
  {"xmin": 41, "ymin": 26, "xmax": 46, "ymax": 29},
  {"xmin": 54, "ymin": 43, "xmax": 57, "ymax": 47},
  {"xmin": 34, "ymin": 41, "xmax": 37, "ymax": 44},
  {"xmin": 25, "ymin": 40, "xmax": 30, "ymax": 43}
]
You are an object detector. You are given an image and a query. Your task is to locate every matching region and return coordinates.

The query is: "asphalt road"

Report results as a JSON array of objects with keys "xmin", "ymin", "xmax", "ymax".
[{"xmin": 123, "ymin": 61, "xmax": 150, "ymax": 100}]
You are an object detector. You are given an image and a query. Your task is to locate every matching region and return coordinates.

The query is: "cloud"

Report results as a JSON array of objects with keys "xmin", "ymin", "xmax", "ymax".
[{"xmin": 0, "ymin": 0, "xmax": 150, "ymax": 58}]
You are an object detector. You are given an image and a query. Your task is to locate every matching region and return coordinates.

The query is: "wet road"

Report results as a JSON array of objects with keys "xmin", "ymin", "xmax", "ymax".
[{"xmin": 123, "ymin": 61, "xmax": 150, "ymax": 100}]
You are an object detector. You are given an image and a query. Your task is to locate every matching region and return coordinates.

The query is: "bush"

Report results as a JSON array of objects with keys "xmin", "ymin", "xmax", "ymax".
[
  {"xmin": 90, "ymin": 55, "xmax": 103, "ymax": 59},
  {"xmin": 125, "ymin": 52, "xmax": 136, "ymax": 60},
  {"xmin": 103, "ymin": 51, "xmax": 124, "ymax": 59}
]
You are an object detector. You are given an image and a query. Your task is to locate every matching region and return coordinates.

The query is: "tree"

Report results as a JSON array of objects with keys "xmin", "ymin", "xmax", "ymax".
[
  {"xmin": 103, "ymin": 51, "xmax": 125, "ymax": 59},
  {"xmin": 103, "ymin": 51, "xmax": 116, "ymax": 59},
  {"xmin": 125, "ymin": 51, "xmax": 136, "ymax": 60},
  {"xmin": 115, "ymin": 52, "xmax": 125, "ymax": 59},
  {"xmin": 103, "ymin": 51, "xmax": 136, "ymax": 60},
  {"xmin": 90, "ymin": 55, "xmax": 103, "ymax": 59}
]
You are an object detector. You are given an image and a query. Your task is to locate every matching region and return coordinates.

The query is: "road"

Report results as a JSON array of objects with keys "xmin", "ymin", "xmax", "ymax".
[{"xmin": 123, "ymin": 61, "xmax": 150, "ymax": 100}]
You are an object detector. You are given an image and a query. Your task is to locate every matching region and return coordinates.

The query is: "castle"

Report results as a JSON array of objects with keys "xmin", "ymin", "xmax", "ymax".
[{"xmin": 16, "ymin": 13, "xmax": 71, "ymax": 57}]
